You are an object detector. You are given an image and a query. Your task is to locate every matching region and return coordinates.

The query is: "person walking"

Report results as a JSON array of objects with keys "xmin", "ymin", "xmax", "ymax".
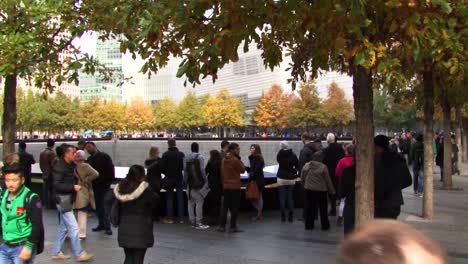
[
  {"xmin": 218, "ymin": 143, "xmax": 245, "ymax": 233},
  {"xmin": 85, "ymin": 141, "xmax": 115, "ymax": 235},
  {"xmin": 159, "ymin": 139, "xmax": 185, "ymax": 224},
  {"xmin": 74, "ymin": 150, "xmax": 99, "ymax": 240},
  {"xmin": 205, "ymin": 150, "xmax": 223, "ymax": 226},
  {"xmin": 50, "ymin": 144, "xmax": 93, "ymax": 261},
  {"xmin": 276, "ymin": 141, "xmax": 298, "ymax": 223},
  {"xmin": 335, "ymin": 143, "xmax": 354, "ymax": 226},
  {"xmin": 247, "ymin": 144, "xmax": 265, "ymax": 221},
  {"xmin": 435, "ymin": 136, "xmax": 444, "ymax": 182},
  {"xmin": 113, "ymin": 165, "xmax": 159, "ymax": 264},
  {"xmin": 17, "ymin": 141, "xmax": 36, "ymax": 189},
  {"xmin": 301, "ymin": 152, "xmax": 335, "ymax": 231},
  {"xmin": 322, "ymin": 133, "xmax": 345, "ymax": 216},
  {"xmin": 374, "ymin": 135, "xmax": 412, "ymax": 219},
  {"xmin": 0, "ymin": 163, "xmax": 44, "ymax": 264},
  {"xmin": 39, "ymin": 139, "xmax": 56, "ymax": 209},
  {"xmin": 184, "ymin": 143, "xmax": 210, "ymax": 229}
]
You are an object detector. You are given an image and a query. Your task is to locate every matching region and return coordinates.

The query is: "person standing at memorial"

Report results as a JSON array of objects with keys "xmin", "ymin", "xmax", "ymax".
[
  {"xmin": 74, "ymin": 150, "xmax": 99, "ymax": 240},
  {"xmin": 159, "ymin": 139, "xmax": 185, "ymax": 224},
  {"xmin": 322, "ymin": 133, "xmax": 345, "ymax": 216},
  {"xmin": 114, "ymin": 165, "xmax": 159, "ymax": 264},
  {"xmin": 301, "ymin": 151, "xmax": 335, "ymax": 231},
  {"xmin": 50, "ymin": 144, "xmax": 93, "ymax": 261},
  {"xmin": 144, "ymin": 147, "xmax": 162, "ymax": 194},
  {"xmin": 39, "ymin": 139, "xmax": 56, "ymax": 209},
  {"xmin": 247, "ymin": 144, "xmax": 265, "ymax": 221},
  {"xmin": 276, "ymin": 141, "xmax": 298, "ymax": 222},
  {"xmin": 17, "ymin": 141, "xmax": 36, "ymax": 189},
  {"xmin": 205, "ymin": 150, "xmax": 223, "ymax": 226},
  {"xmin": 85, "ymin": 142, "xmax": 115, "ymax": 235},
  {"xmin": 218, "ymin": 143, "xmax": 245, "ymax": 233}
]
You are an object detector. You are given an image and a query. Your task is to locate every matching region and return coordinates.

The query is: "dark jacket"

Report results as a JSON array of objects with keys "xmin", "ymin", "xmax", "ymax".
[
  {"xmin": 323, "ymin": 142, "xmax": 345, "ymax": 185},
  {"xmin": 301, "ymin": 161, "xmax": 335, "ymax": 194},
  {"xmin": 374, "ymin": 150, "xmax": 412, "ymax": 209},
  {"xmin": 247, "ymin": 155, "xmax": 265, "ymax": 192},
  {"xmin": 18, "ymin": 150, "xmax": 36, "ymax": 186},
  {"xmin": 436, "ymin": 143, "xmax": 444, "ymax": 167},
  {"xmin": 276, "ymin": 149, "xmax": 298, "ymax": 180},
  {"xmin": 114, "ymin": 182, "xmax": 159, "ymax": 249},
  {"xmin": 412, "ymin": 141, "xmax": 424, "ymax": 170},
  {"xmin": 145, "ymin": 158, "xmax": 162, "ymax": 192},
  {"xmin": 205, "ymin": 159, "xmax": 223, "ymax": 194},
  {"xmin": 52, "ymin": 159, "xmax": 78, "ymax": 202},
  {"xmin": 39, "ymin": 147, "xmax": 56, "ymax": 180},
  {"xmin": 338, "ymin": 165, "xmax": 356, "ymax": 205},
  {"xmin": 87, "ymin": 151, "xmax": 115, "ymax": 189},
  {"xmin": 160, "ymin": 147, "xmax": 185, "ymax": 189},
  {"xmin": 298, "ymin": 142, "xmax": 319, "ymax": 173}
]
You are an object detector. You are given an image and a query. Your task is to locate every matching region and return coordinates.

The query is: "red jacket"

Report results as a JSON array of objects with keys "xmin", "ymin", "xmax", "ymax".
[{"xmin": 335, "ymin": 155, "xmax": 354, "ymax": 180}]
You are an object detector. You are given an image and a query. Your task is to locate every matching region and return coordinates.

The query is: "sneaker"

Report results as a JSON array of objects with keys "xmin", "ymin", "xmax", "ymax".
[
  {"xmin": 418, "ymin": 193, "xmax": 423, "ymax": 197},
  {"xmin": 216, "ymin": 227, "xmax": 226, "ymax": 233},
  {"xmin": 163, "ymin": 218, "xmax": 174, "ymax": 224},
  {"xmin": 195, "ymin": 224, "xmax": 210, "ymax": 230},
  {"xmin": 76, "ymin": 251, "xmax": 94, "ymax": 262},
  {"xmin": 178, "ymin": 219, "xmax": 185, "ymax": 224},
  {"xmin": 51, "ymin": 252, "xmax": 71, "ymax": 260},
  {"xmin": 228, "ymin": 228, "xmax": 244, "ymax": 233}
]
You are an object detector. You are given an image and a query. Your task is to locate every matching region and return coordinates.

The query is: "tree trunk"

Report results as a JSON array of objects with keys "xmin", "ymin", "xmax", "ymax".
[
  {"xmin": 352, "ymin": 66, "xmax": 375, "ymax": 226},
  {"xmin": 455, "ymin": 104, "xmax": 462, "ymax": 174},
  {"xmin": 463, "ymin": 118, "xmax": 468, "ymax": 163},
  {"xmin": 422, "ymin": 68, "xmax": 434, "ymax": 219},
  {"xmin": 441, "ymin": 88, "xmax": 453, "ymax": 189},
  {"xmin": 2, "ymin": 75, "xmax": 18, "ymax": 158}
]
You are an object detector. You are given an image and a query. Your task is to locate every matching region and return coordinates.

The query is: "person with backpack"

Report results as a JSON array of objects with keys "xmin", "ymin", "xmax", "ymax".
[
  {"xmin": 184, "ymin": 143, "xmax": 210, "ymax": 230},
  {"xmin": 0, "ymin": 163, "xmax": 44, "ymax": 264}
]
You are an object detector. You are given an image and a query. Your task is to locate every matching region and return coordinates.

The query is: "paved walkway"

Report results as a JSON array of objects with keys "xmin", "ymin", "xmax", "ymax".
[{"xmin": 33, "ymin": 164, "xmax": 468, "ymax": 264}]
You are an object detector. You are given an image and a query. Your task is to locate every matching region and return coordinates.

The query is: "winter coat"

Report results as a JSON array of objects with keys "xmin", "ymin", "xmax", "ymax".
[
  {"xmin": 338, "ymin": 164, "xmax": 356, "ymax": 205},
  {"xmin": 52, "ymin": 159, "xmax": 78, "ymax": 203},
  {"xmin": 39, "ymin": 147, "xmax": 56, "ymax": 180},
  {"xmin": 205, "ymin": 159, "xmax": 223, "ymax": 194},
  {"xmin": 374, "ymin": 151, "xmax": 412, "ymax": 209},
  {"xmin": 335, "ymin": 155, "xmax": 354, "ymax": 180},
  {"xmin": 298, "ymin": 143, "xmax": 319, "ymax": 173},
  {"xmin": 412, "ymin": 141, "xmax": 424, "ymax": 170},
  {"xmin": 114, "ymin": 181, "xmax": 159, "ymax": 249},
  {"xmin": 247, "ymin": 155, "xmax": 265, "ymax": 192},
  {"xmin": 160, "ymin": 147, "xmax": 185, "ymax": 189},
  {"xmin": 87, "ymin": 151, "xmax": 115, "ymax": 189},
  {"xmin": 276, "ymin": 149, "xmax": 299, "ymax": 181},
  {"xmin": 301, "ymin": 161, "xmax": 335, "ymax": 194},
  {"xmin": 145, "ymin": 158, "xmax": 162, "ymax": 192},
  {"xmin": 436, "ymin": 143, "xmax": 444, "ymax": 167},
  {"xmin": 323, "ymin": 142, "xmax": 345, "ymax": 186},
  {"xmin": 221, "ymin": 153, "xmax": 245, "ymax": 190},
  {"xmin": 74, "ymin": 162, "xmax": 99, "ymax": 210}
]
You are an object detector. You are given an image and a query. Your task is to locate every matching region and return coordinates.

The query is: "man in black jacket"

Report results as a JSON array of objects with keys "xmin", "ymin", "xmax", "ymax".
[
  {"xmin": 50, "ymin": 144, "xmax": 93, "ymax": 261},
  {"xmin": 374, "ymin": 135, "xmax": 412, "ymax": 219},
  {"xmin": 85, "ymin": 142, "xmax": 115, "ymax": 235},
  {"xmin": 298, "ymin": 133, "xmax": 319, "ymax": 173},
  {"xmin": 323, "ymin": 133, "xmax": 345, "ymax": 216},
  {"xmin": 159, "ymin": 138, "xmax": 185, "ymax": 224},
  {"xmin": 17, "ymin": 141, "xmax": 36, "ymax": 189}
]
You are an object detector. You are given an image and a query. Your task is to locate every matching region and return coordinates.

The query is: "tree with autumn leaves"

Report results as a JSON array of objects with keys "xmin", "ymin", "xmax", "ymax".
[
  {"xmin": 322, "ymin": 82, "xmax": 354, "ymax": 131},
  {"xmin": 253, "ymin": 85, "xmax": 292, "ymax": 130}
]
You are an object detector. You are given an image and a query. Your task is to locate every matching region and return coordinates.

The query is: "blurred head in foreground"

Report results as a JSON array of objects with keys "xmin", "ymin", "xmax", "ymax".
[{"xmin": 336, "ymin": 220, "xmax": 445, "ymax": 264}]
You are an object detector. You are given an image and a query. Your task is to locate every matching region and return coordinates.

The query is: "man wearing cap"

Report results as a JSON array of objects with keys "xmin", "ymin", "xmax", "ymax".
[{"xmin": 374, "ymin": 135, "xmax": 412, "ymax": 219}]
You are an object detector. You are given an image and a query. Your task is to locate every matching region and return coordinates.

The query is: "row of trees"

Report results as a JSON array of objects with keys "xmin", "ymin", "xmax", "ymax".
[
  {"xmin": 8, "ymin": 82, "xmax": 354, "ymax": 136},
  {"xmin": 1, "ymin": 0, "xmax": 466, "ymax": 226}
]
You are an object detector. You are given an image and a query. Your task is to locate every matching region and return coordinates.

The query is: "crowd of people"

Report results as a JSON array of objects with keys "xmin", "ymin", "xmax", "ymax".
[{"xmin": 0, "ymin": 131, "xmax": 450, "ymax": 264}]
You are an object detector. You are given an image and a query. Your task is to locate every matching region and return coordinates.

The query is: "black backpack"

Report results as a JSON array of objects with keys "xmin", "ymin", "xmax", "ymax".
[{"xmin": 186, "ymin": 155, "xmax": 205, "ymax": 190}]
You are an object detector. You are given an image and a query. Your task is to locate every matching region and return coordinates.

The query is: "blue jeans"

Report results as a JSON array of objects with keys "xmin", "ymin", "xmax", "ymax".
[
  {"xmin": 278, "ymin": 185, "xmax": 294, "ymax": 214},
  {"xmin": 0, "ymin": 244, "xmax": 36, "ymax": 264},
  {"xmin": 166, "ymin": 181, "xmax": 185, "ymax": 218},
  {"xmin": 417, "ymin": 169, "xmax": 424, "ymax": 194},
  {"xmin": 50, "ymin": 211, "xmax": 83, "ymax": 257}
]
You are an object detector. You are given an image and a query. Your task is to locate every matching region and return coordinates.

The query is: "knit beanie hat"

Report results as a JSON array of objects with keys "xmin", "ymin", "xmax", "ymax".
[{"xmin": 280, "ymin": 141, "xmax": 289, "ymax": 150}]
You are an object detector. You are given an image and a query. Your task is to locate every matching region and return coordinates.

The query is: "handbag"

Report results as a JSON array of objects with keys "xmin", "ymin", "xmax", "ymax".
[
  {"xmin": 56, "ymin": 194, "xmax": 73, "ymax": 213},
  {"xmin": 246, "ymin": 181, "xmax": 260, "ymax": 200}
]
